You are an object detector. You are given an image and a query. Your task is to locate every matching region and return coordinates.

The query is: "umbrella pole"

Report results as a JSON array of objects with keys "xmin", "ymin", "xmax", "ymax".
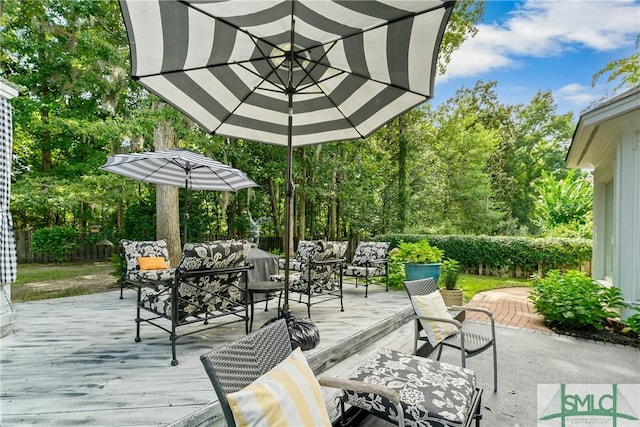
[
  {"xmin": 283, "ymin": 91, "xmax": 294, "ymax": 314},
  {"xmin": 183, "ymin": 174, "xmax": 189, "ymax": 245}
]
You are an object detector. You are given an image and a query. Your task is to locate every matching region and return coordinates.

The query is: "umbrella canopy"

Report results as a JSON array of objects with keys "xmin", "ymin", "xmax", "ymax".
[
  {"xmin": 100, "ymin": 148, "xmax": 257, "ymax": 241},
  {"xmin": 119, "ymin": 0, "xmax": 455, "ymax": 311}
]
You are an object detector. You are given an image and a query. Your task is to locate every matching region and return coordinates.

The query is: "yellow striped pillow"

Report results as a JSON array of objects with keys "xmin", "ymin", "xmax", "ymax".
[
  {"xmin": 227, "ymin": 347, "xmax": 331, "ymax": 427},
  {"xmin": 411, "ymin": 293, "xmax": 459, "ymax": 346}
]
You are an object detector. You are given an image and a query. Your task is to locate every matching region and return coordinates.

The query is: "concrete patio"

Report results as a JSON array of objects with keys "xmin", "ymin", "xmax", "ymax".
[{"xmin": 1, "ymin": 283, "xmax": 638, "ymax": 427}]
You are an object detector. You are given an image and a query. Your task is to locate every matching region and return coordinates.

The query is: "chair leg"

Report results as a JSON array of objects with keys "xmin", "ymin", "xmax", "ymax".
[
  {"xmin": 364, "ymin": 278, "xmax": 369, "ymax": 298},
  {"xmin": 436, "ymin": 344, "xmax": 444, "ymax": 361},
  {"xmin": 135, "ymin": 286, "xmax": 142, "ymax": 343},
  {"xmin": 492, "ymin": 342, "xmax": 498, "ymax": 392}
]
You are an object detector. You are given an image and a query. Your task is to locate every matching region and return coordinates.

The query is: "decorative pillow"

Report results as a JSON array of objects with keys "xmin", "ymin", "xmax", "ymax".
[
  {"xmin": 137, "ymin": 256, "xmax": 169, "ymax": 270},
  {"xmin": 226, "ymin": 347, "xmax": 331, "ymax": 427},
  {"xmin": 411, "ymin": 293, "xmax": 459, "ymax": 346}
]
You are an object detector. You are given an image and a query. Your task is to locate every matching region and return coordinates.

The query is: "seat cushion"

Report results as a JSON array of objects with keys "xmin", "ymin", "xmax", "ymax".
[
  {"xmin": 351, "ymin": 241, "xmax": 389, "ymax": 267},
  {"xmin": 127, "ymin": 268, "xmax": 175, "ymax": 284},
  {"xmin": 121, "ymin": 239, "xmax": 171, "ymax": 272},
  {"xmin": 343, "ymin": 348, "xmax": 477, "ymax": 427},
  {"xmin": 227, "ymin": 347, "xmax": 331, "ymax": 427},
  {"xmin": 411, "ymin": 293, "xmax": 459, "ymax": 346}
]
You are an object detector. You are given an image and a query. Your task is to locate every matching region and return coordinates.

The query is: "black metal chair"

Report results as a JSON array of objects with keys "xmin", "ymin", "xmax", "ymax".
[
  {"xmin": 343, "ymin": 241, "xmax": 390, "ymax": 297},
  {"xmin": 201, "ymin": 319, "xmax": 483, "ymax": 427},
  {"xmin": 404, "ymin": 277, "xmax": 498, "ymax": 392}
]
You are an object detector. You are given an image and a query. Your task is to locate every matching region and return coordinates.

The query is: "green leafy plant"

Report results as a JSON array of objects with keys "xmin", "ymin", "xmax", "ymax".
[
  {"xmin": 440, "ymin": 259, "xmax": 460, "ymax": 290},
  {"xmin": 530, "ymin": 270, "xmax": 626, "ymax": 330},
  {"xmin": 31, "ymin": 226, "xmax": 79, "ymax": 263},
  {"xmin": 394, "ymin": 240, "xmax": 443, "ymax": 264},
  {"xmin": 622, "ymin": 307, "xmax": 640, "ymax": 335}
]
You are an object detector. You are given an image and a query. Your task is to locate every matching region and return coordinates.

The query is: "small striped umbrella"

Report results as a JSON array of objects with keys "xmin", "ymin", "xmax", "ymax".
[
  {"xmin": 119, "ymin": 0, "xmax": 455, "ymax": 313},
  {"xmin": 101, "ymin": 148, "xmax": 257, "ymax": 242}
]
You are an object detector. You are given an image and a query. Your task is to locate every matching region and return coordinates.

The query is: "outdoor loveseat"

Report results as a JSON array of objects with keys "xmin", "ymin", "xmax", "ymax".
[{"xmin": 122, "ymin": 239, "xmax": 252, "ymax": 366}]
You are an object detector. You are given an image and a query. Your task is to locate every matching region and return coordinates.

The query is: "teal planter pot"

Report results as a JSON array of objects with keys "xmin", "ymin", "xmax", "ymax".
[{"xmin": 405, "ymin": 262, "xmax": 442, "ymax": 285}]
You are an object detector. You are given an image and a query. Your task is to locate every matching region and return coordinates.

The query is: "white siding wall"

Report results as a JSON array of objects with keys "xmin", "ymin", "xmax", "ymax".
[{"xmin": 614, "ymin": 129, "xmax": 640, "ymax": 317}]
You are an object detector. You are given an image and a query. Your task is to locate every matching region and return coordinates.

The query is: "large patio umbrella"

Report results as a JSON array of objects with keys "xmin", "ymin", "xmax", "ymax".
[
  {"xmin": 1, "ymin": 83, "xmax": 18, "ymax": 292},
  {"xmin": 119, "ymin": 0, "xmax": 455, "ymax": 315},
  {"xmin": 101, "ymin": 148, "xmax": 257, "ymax": 242}
]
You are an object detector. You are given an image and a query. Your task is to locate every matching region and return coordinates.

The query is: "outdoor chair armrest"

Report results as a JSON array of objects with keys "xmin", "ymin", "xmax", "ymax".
[
  {"xmin": 319, "ymin": 376, "xmax": 401, "ymax": 406},
  {"xmin": 449, "ymin": 306, "xmax": 493, "ymax": 318},
  {"xmin": 415, "ymin": 314, "xmax": 463, "ymax": 329},
  {"xmin": 362, "ymin": 258, "xmax": 388, "ymax": 267},
  {"xmin": 176, "ymin": 264, "xmax": 253, "ymax": 278},
  {"xmin": 310, "ymin": 258, "xmax": 346, "ymax": 266}
]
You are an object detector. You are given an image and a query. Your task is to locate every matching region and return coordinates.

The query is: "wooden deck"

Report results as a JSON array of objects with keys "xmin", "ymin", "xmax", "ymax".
[{"xmin": 0, "ymin": 282, "xmax": 412, "ymax": 426}]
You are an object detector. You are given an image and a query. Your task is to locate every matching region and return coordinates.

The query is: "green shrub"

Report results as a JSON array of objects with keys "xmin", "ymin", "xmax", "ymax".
[
  {"xmin": 529, "ymin": 270, "xmax": 625, "ymax": 330},
  {"xmin": 375, "ymin": 234, "xmax": 591, "ymax": 276},
  {"xmin": 394, "ymin": 240, "xmax": 443, "ymax": 263},
  {"xmin": 441, "ymin": 259, "xmax": 460, "ymax": 290},
  {"xmin": 32, "ymin": 226, "xmax": 79, "ymax": 262}
]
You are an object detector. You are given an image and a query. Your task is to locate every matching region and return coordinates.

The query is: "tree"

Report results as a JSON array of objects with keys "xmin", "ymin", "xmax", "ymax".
[
  {"xmin": 532, "ymin": 170, "xmax": 593, "ymax": 239},
  {"xmin": 592, "ymin": 35, "xmax": 640, "ymax": 90}
]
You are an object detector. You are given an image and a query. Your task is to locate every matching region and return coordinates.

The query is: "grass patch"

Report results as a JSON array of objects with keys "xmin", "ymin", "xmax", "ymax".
[
  {"xmin": 15, "ymin": 262, "xmax": 109, "ymax": 284},
  {"xmin": 458, "ymin": 274, "xmax": 530, "ymax": 302},
  {"xmin": 12, "ymin": 262, "xmax": 118, "ymax": 303}
]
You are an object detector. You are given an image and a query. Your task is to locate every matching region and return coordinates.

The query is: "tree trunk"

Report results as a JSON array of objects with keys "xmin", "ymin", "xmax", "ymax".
[{"xmin": 153, "ymin": 113, "xmax": 180, "ymax": 264}]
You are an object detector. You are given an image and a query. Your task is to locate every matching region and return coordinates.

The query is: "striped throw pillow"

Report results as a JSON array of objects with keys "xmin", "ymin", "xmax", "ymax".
[
  {"xmin": 411, "ymin": 293, "xmax": 459, "ymax": 346},
  {"xmin": 227, "ymin": 347, "xmax": 331, "ymax": 427}
]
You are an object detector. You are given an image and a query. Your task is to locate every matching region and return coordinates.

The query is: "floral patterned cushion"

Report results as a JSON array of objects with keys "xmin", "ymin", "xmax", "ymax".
[
  {"xmin": 342, "ymin": 348, "xmax": 477, "ymax": 427},
  {"xmin": 298, "ymin": 241, "xmax": 347, "ymax": 293},
  {"xmin": 121, "ymin": 239, "xmax": 174, "ymax": 284},
  {"xmin": 121, "ymin": 239, "xmax": 171, "ymax": 272},
  {"xmin": 271, "ymin": 241, "xmax": 347, "ymax": 293},
  {"xmin": 278, "ymin": 241, "xmax": 316, "ymax": 271},
  {"xmin": 351, "ymin": 241, "xmax": 390, "ymax": 267},
  {"xmin": 140, "ymin": 240, "xmax": 252, "ymax": 320}
]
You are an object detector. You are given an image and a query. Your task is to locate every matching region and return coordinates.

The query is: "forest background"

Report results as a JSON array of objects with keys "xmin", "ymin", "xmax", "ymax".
[{"xmin": 2, "ymin": 0, "xmax": 636, "ymax": 264}]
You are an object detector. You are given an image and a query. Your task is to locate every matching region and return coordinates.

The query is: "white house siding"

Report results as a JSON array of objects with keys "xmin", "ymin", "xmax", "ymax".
[{"xmin": 614, "ymin": 129, "xmax": 640, "ymax": 317}]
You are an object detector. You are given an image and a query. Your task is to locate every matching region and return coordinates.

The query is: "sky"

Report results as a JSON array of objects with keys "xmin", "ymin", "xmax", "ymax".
[{"xmin": 433, "ymin": 0, "xmax": 640, "ymax": 119}]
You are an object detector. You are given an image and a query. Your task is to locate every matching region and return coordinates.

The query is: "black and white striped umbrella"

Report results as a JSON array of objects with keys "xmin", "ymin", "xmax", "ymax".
[
  {"xmin": 119, "ymin": 0, "xmax": 455, "ymax": 311},
  {"xmin": 101, "ymin": 148, "xmax": 257, "ymax": 241}
]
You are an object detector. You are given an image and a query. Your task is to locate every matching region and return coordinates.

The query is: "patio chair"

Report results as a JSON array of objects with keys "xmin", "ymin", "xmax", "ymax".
[
  {"xmin": 200, "ymin": 319, "xmax": 483, "ymax": 427},
  {"xmin": 134, "ymin": 240, "xmax": 252, "ymax": 366},
  {"xmin": 277, "ymin": 240, "xmax": 315, "ymax": 272},
  {"xmin": 271, "ymin": 240, "xmax": 347, "ymax": 318},
  {"xmin": 404, "ymin": 278, "xmax": 498, "ymax": 392},
  {"xmin": 119, "ymin": 239, "xmax": 174, "ymax": 299},
  {"xmin": 343, "ymin": 241, "xmax": 390, "ymax": 297}
]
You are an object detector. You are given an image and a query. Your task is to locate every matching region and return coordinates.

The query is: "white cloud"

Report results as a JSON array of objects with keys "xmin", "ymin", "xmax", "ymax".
[
  {"xmin": 554, "ymin": 82, "xmax": 618, "ymax": 110},
  {"xmin": 441, "ymin": 0, "xmax": 639, "ymax": 81}
]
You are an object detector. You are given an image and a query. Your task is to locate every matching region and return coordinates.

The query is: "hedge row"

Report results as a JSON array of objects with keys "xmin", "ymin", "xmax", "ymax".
[{"xmin": 375, "ymin": 234, "xmax": 592, "ymax": 277}]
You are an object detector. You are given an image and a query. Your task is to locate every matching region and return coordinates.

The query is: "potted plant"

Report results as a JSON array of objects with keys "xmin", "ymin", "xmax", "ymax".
[
  {"xmin": 393, "ymin": 240, "xmax": 444, "ymax": 284},
  {"xmin": 439, "ymin": 258, "xmax": 463, "ymax": 307}
]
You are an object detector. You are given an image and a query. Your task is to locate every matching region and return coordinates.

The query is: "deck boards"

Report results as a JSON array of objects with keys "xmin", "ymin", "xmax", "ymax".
[{"xmin": 1, "ymin": 282, "xmax": 411, "ymax": 426}]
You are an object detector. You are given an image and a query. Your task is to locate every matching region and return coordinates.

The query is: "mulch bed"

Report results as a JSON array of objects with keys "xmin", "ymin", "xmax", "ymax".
[{"xmin": 548, "ymin": 320, "xmax": 639, "ymax": 348}]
